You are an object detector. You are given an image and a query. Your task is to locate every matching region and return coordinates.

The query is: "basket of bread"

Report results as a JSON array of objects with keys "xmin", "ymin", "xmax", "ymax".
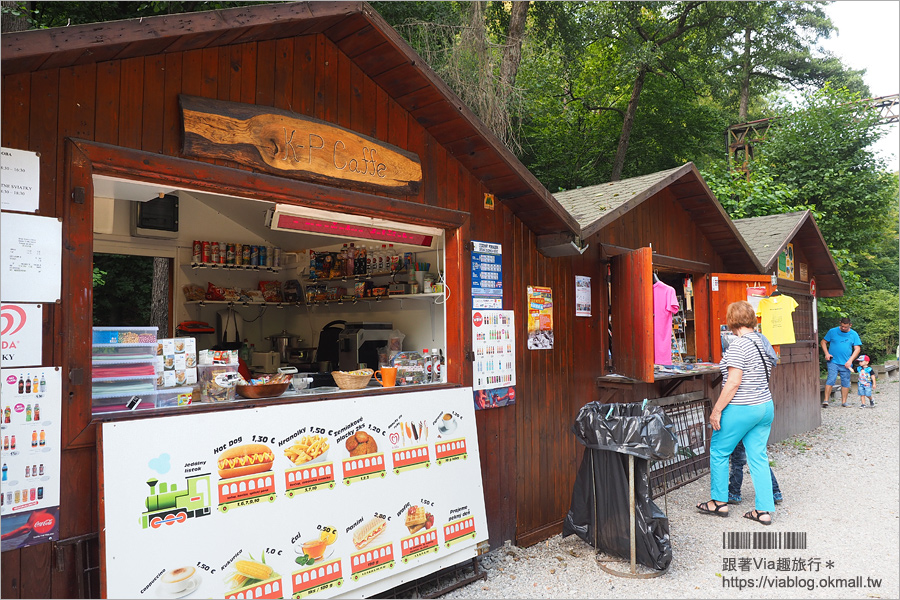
[
  {"xmin": 331, "ymin": 368, "xmax": 374, "ymax": 390},
  {"xmin": 235, "ymin": 373, "xmax": 291, "ymax": 399}
]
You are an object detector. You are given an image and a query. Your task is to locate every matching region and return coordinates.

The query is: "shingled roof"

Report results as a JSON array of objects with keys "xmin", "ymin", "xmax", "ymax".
[
  {"xmin": 733, "ymin": 210, "xmax": 845, "ymax": 296},
  {"xmin": 553, "ymin": 163, "xmax": 762, "ymax": 273}
]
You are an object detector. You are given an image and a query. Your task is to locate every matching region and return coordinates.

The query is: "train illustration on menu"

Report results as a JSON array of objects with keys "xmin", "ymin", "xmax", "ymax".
[
  {"xmin": 216, "ymin": 443, "xmax": 277, "ymax": 512},
  {"xmin": 141, "ymin": 474, "xmax": 213, "ymax": 529},
  {"xmin": 434, "ymin": 438, "xmax": 468, "ymax": 464}
]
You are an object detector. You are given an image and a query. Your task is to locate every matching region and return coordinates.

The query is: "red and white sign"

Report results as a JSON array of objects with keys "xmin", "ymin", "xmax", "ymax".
[
  {"xmin": 810, "ymin": 277, "xmax": 817, "ymax": 298},
  {"xmin": 1, "ymin": 303, "xmax": 42, "ymax": 367}
]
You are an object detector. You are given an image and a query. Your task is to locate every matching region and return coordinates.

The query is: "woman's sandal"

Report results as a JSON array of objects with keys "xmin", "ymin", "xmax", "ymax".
[
  {"xmin": 743, "ymin": 510, "xmax": 772, "ymax": 526},
  {"xmin": 696, "ymin": 500, "xmax": 729, "ymax": 517}
]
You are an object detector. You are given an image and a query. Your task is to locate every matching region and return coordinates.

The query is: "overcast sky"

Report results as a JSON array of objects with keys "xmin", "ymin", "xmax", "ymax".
[{"xmin": 822, "ymin": 1, "xmax": 900, "ymax": 172}]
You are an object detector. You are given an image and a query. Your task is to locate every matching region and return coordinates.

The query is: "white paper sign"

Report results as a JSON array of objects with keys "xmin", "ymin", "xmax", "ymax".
[
  {"xmin": 1, "ymin": 213, "xmax": 61, "ymax": 303},
  {"xmin": 1, "ymin": 304, "xmax": 43, "ymax": 367},
  {"xmin": 471, "ymin": 310, "xmax": 516, "ymax": 392},
  {"xmin": 101, "ymin": 387, "xmax": 489, "ymax": 599},
  {"xmin": 0, "ymin": 148, "xmax": 40, "ymax": 213},
  {"xmin": 575, "ymin": 276, "xmax": 591, "ymax": 317}
]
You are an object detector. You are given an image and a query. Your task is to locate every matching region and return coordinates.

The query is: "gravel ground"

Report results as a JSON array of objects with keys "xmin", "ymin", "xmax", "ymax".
[{"xmin": 439, "ymin": 379, "xmax": 899, "ymax": 599}]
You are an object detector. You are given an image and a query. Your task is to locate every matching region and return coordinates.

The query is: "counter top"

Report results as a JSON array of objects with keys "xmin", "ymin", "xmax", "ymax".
[{"xmin": 92, "ymin": 382, "xmax": 461, "ymax": 423}]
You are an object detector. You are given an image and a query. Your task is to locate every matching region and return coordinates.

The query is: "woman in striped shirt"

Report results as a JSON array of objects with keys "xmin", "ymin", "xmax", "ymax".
[{"xmin": 697, "ymin": 301, "xmax": 775, "ymax": 525}]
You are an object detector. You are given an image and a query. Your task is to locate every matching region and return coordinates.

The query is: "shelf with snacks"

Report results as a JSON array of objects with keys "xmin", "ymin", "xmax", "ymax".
[
  {"xmin": 185, "ymin": 261, "xmax": 283, "ymax": 273},
  {"xmin": 304, "ymin": 293, "xmax": 444, "ymax": 306}
]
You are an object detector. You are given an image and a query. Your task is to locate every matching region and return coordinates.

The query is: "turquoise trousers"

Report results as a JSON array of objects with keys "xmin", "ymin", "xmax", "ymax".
[{"xmin": 710, "ymin": 401, "xmax": 775, "ymax": 512}]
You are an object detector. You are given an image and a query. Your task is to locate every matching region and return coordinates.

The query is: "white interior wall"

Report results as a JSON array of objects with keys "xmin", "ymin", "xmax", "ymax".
[{"xmin": 92, "ymin": 186, "xmax": 446, "ymax": 359}]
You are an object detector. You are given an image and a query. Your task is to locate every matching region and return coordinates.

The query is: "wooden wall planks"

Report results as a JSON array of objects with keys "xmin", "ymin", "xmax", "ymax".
[{"xmin": 0, "ymin": 28, "xmax": 611, "ymax": 596}]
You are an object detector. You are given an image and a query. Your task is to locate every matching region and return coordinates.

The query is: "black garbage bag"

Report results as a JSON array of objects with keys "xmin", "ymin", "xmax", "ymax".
[{"xmin": 562, "ymin": 401, "xmax": 679, "ymax": 571}]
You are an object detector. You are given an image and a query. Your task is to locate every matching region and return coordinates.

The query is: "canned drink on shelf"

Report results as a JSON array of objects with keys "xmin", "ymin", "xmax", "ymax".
[
  {"xmin": 226, "ymin": 243, "xmax": 236, "ymax": 265},
  {"xmin": 192, "ymin": 241, "xmax": 201, "ymax": 263},
  {"xmin": 273, "ymin": 247, "xmax": 282, "ymax": 268},
  {"xmin": 250, "ymin": 245, "xmax": 259, "ymax": 266},
  {"xmin": 259, "ymin": 245, "xmax": 267, "ymax": 268},
  {"xmin": 201, "ymin": 241, "xmax": 211, "ymax": 263},
  {"xmin": 234, "ymin": 243, "xmax": 243, "ymax": 266},
  {"xmin": 242, "ymin": 244, "xmax": 251, "ymax": 265},
  {"xmin": 218, "ymin": 242, "xmax": 227, "ymax": 264},
  {"xmin": 210, "ymin": 242, "xmax": 220, "ymax": 264}
]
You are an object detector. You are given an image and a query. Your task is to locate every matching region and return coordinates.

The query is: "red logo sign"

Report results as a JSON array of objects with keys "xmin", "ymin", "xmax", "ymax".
[
  {"xmin": 0, "ymin": 304, "xmax": 27, "ymax": 336},
  {"xmin": 472, "ymin": 312, "xmax": 483, "ymax": 327},
  {"xmin": 809, "ymin": 277, "xmax": 817, "ymax": 298},
  {"xmin": 30, "ymin": 511, "xmax": 56, "ymax": 534}
]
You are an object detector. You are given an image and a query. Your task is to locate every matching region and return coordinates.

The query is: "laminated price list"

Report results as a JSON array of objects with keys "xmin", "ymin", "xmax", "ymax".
[{"xmin": 471, "ymin": 310, "xmax": 516, "ymax": 392}]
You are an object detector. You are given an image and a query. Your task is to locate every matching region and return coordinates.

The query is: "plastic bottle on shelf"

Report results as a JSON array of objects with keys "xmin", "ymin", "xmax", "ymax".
[
  {"xmin": 389, "ymin": 245, "xmax": 399, "ymax": 273},
  {"xmin": 366, "ymin": 246, "xmax": 374, "ymax": 275},
  {"xmin": 346, "ymin": 243, "xmax": 356, "ymax": 277},
  {"xmin": 423, "ymin": 349, "xmax": 433, "ymax": 384},
  {"xmin": 431, "ymin": 349, "xmax": 442, "ymax": 384}
]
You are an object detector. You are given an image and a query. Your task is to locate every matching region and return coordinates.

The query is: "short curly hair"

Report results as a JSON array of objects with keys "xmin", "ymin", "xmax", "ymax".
[{"xmin": 726, "ymin": 300, "xmax": 758, "ymax": 330}]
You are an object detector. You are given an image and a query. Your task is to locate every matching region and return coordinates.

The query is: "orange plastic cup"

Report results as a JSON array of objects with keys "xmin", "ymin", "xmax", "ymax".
[{"xmin": 374, "ymin": 367, "xmax": 397, "ymax": 387}]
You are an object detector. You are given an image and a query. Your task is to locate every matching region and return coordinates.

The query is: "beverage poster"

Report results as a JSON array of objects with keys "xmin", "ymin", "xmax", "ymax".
[
  {"xmin": 526, "ymin": 286, "xmax": 554, "ymax": 350},
  {"xmin": 0, "ymin": 212, "xmax": 62, "ymax": 303},
  {"xmin": 0, "ymin": 367, "xmax": 63, "ymax": 551},
  {"xmin": 0, "ymin": 303, "xmax": 43, "ymax": 368},
  {"xmin": 472, "ymin": 310, "xmax": 516, "ymax": 411},
  {"xmin": 101, "ymin": 387, "xmax": 489, "ymax": 599}
]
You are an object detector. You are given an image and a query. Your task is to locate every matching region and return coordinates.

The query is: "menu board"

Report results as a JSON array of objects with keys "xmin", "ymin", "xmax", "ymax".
[
  {"xmin": 0, "ymin": 367, "xmax": 63, "ymax": 551},
  {"xmin": 101, "ymin": 387, "xmax": 488, "ymax": 599},
  {"xmin": 471, "ymin": 241, "xmax": 502, "ymax": 310}
]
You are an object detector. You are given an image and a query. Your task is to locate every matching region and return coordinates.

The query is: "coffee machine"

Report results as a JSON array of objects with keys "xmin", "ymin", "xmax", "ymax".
[{"xmin": 337, "ymin": 322, "xmax": 393, "ymax": 371}]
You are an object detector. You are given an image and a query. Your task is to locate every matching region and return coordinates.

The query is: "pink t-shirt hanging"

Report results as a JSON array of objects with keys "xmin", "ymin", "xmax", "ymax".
[{"xmin": 653, "ymin": 281, "xmax": 680, "ymax": 364}]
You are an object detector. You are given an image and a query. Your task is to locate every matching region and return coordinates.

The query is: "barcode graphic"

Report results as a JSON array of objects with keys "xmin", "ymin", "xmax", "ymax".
[{"xmin": 723, "ymin": 531, "xmax": 807, "ymax": 549}]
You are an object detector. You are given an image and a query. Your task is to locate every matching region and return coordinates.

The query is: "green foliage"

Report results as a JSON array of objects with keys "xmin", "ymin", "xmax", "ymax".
[
  {"xmin": 699, "ymin": 158, "xmax": 817, "ymax": 219},
  {"xmin": 92, "ymin": 267, "xmax": 107, "ymax": 288},
  {"xmin": 760, "ymin": 84, "xmax": 890, "ymax": 258},
  {"xmin": 92, "ymin": 254, "xmax": 154, "ymax": 326}
]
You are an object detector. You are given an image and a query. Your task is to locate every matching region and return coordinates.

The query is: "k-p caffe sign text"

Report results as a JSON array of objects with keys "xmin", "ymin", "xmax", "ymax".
[{"xmin": 180, "ymin": 95, "xmax": 422, "ymax": 196}]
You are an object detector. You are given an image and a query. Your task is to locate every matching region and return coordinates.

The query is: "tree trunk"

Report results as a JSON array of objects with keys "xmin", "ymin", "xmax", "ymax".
[
  {"xmin": 469, "ymin": 1, "xmax": 488, "ymax": 64},
  {"xmin": 1, "ymin": 0, "xmax": 30, "ymax": 32},
  {"xmin": 738, "ymin": 28, "xmax": 752, "ymax": 121},
  {"xmin": 500, "ymin": 1, "xmax": 530, "ymax": 92},
  {"xmin": 150, "ymin": 257, "xmax": 169, "ymax": 336},
  {"xmin": 610, "ymin": 66, "xmax": 647, "ymax": 182}
]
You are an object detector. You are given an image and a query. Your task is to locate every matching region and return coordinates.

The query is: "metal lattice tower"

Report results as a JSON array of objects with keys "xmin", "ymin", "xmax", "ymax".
[{"xmin": 727, "ymin": 93, "xmax": 900, "ymax": 173}]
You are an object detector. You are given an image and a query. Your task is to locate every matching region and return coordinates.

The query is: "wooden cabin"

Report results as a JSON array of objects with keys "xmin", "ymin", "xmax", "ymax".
[
  {"xmin": 1, "ymin": 2, "xmax": 589, "ymax": 597},
  {"xmin": 732, "ymin": 210, "xmax": 845, "ymax": 439}
]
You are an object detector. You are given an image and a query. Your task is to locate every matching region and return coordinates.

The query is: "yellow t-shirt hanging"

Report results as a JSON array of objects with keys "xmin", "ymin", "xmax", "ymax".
[{"xmin": 757, "ymin": 295, "xmax": 798, "ymax": 345}]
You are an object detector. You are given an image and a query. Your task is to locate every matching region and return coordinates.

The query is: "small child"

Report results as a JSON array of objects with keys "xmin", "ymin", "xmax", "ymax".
[{"xmin": 856, "ymin": 355, "xmax": 877, "ymax": 408}]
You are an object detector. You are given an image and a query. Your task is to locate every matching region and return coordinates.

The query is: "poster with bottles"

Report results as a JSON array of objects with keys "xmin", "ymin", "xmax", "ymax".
[
  {"xmin": 472, "ymin": 310, "xmax": 516, "ymax": 411},
  {"xmin": 0, "ymin": 367, "xmax": 62, "ymax": 551},
  {"xmin": 101, "ymin": 386, "xmax": 489, "ymax": 599}
]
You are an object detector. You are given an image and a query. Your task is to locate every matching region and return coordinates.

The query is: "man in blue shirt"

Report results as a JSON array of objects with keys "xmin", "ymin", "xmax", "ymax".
[{"xmin": 821, "ymin": 317, "xmax": 862, "ymax": 407}]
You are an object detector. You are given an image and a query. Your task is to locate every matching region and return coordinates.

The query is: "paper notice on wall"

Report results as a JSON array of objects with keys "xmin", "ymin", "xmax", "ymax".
[
  {"xmin": 1, "ymin": 213, "xmax": 62, "ymax": 303},
  {"xmin": 1, "ymin": 148, "xmax": 40, "ymax": 213},
  {"xmin": 747, "ymin": 286, "xmax": 767, "ymax": 314},
  {"xmin": 526, "ymin": 286, "xmax": 553, "ymax": 350},
  {"xmin": 575, "ymin": 276, "xmax": 591, "ymax": 317}
]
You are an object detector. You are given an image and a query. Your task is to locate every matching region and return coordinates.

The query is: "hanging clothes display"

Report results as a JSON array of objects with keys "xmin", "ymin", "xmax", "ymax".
[
  {"xmin": 757, "ymin": 294, "xmax": 798, "ymax": 345},
  {"xmin": 652, "ymin": 280, "xmax": 679, "ymax": 365}
]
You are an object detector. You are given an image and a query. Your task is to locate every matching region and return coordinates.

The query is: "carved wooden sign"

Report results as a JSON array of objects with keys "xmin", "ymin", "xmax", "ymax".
[{"xmin": 180, "ymin": 95, "xmax": 422, "ymax": 195}]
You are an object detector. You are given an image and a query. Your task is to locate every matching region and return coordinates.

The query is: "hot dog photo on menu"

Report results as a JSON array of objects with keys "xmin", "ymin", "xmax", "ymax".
[{"xmin": 217, "ymin": 444, "xmax": 274, "ymax": 478}]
